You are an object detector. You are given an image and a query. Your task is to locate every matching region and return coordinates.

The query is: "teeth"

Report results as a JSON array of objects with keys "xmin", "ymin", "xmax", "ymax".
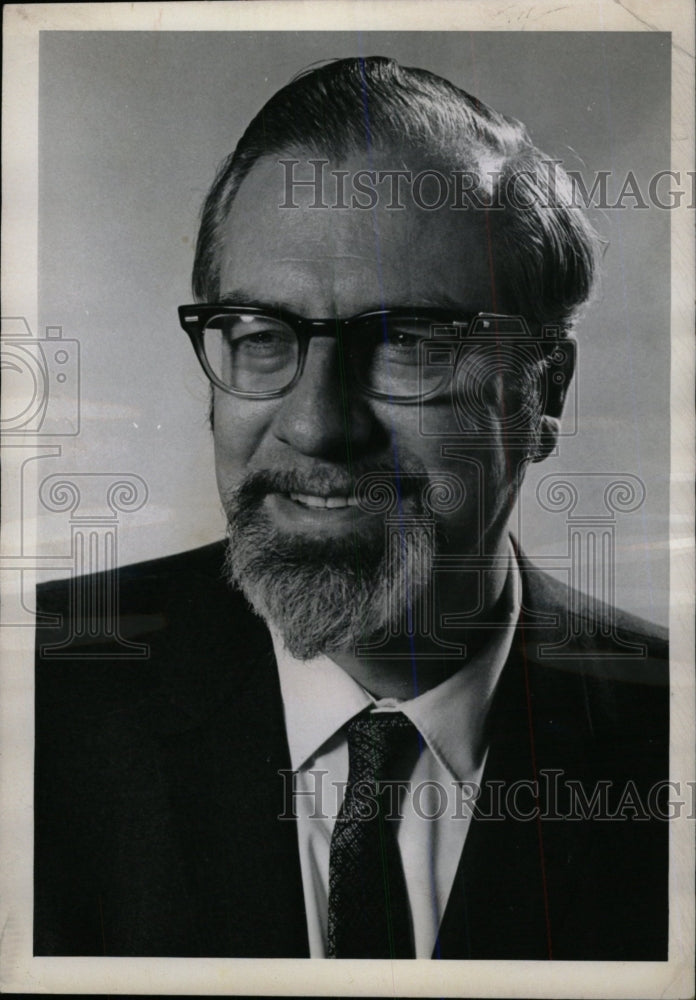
[{"xmin": 289, "ymin": 493, "xmax": 357, "ymax": 509}]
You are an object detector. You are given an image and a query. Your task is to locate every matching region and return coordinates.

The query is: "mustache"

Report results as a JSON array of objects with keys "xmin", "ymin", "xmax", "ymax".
[{"xmin": 222, "ymin": 460, "xmax": 429, "ymax": 509}]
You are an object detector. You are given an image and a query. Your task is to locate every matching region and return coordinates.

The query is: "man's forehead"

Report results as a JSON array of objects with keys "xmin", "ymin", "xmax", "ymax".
[
  {"xmin": 225, "ymin": 154, "xmax": 430, "ymax": 240},
  {"xmin": 217, "ymin": 150, "xmax": 501, "ymax": 314}
]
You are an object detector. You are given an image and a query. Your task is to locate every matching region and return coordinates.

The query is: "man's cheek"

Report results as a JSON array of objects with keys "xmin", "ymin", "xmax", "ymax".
[
  {"xmin": 213, "ymin": 403, "xmax": 268, "ymax": 469},
  {"xmin": 213, "ymin": 436, "xmax": 255, "ymax": 501}
]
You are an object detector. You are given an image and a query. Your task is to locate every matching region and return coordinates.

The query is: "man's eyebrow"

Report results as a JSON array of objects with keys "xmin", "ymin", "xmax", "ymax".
[
  {"xmin": 217, "ymin": 290, "xmax": 277, "ymax": 309},
  {"xmin": 216, "ymin": 290, "xmax": 480, "ymax": 314}
]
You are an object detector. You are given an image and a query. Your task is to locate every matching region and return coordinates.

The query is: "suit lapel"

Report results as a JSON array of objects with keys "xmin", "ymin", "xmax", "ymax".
[
  {"xmin": 435, "ymin": 638, "xmax": 552, "ymax": 959},
  {"xmin": 146, "ymin": 577, "xmax": 309, "ymax": 957},
  {"xmin": 435, "ymin": 565, "xmax": 597, "ymax": 959}
]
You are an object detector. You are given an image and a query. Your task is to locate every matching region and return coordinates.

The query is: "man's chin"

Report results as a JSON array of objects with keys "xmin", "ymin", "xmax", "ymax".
[
  {"xmin": 223, "ymin": 512, "xmax": 435, "ymax": 661},
  {"xmin": 224, "ymin": 540, "xmax": 387, "ymax": 660}
]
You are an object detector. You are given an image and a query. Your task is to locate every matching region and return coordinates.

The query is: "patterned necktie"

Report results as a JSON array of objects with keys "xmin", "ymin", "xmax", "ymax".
[{"xmin": 327, "ymin": 712, "xmax": 418, "ymax": 958}]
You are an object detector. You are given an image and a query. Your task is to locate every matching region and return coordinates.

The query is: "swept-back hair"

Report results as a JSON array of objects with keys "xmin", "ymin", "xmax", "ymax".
[{"xmin": 192, "ymin": 56, "xmax": 600, "ymax": 332}]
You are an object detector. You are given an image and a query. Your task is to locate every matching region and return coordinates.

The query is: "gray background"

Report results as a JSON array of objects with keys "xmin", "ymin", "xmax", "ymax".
[{"xmin": 38, "ymin": 31, "xmax": 670, "ymax": 625}]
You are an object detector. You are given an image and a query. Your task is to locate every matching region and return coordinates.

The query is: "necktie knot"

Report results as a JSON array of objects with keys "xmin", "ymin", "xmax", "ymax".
[{"xmin": 344, "ymin": 712, "xmax": 417, "ymax": 789}]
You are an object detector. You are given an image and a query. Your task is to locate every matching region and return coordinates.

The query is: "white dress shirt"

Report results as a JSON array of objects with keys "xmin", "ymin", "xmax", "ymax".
[{"xmin": 271, "ymin": 547, "xmax": 521, "ymax": 958}]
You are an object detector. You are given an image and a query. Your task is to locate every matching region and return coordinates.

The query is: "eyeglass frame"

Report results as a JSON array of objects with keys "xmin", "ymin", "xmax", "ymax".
[{"xmin": 177, "ymin": 303, "xmax": 543, "ymax": 404}]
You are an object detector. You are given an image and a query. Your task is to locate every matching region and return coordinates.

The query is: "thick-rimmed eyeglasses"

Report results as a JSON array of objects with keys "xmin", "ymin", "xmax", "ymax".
[{"xmin": 178, "ymin": 304, "xmax": 533, "ymax": 403}]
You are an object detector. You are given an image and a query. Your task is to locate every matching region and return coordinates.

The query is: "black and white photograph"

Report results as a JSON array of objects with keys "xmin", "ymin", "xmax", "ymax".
[{"xmin": 1, "ymin": 2, "xmax": 694, "ymax": 996}]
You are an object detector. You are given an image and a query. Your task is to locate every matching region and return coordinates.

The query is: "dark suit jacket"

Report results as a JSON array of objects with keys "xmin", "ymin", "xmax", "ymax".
[{"xmin": 34, "ymin": 541, "xmax": 669, "ymax": 959}]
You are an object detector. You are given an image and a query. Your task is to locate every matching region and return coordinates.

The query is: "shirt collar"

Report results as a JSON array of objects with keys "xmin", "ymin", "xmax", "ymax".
[
  {"xmin": 273, "ymin": 542, "xmax": 521, "ymax": 780},
  {"xmin": 273, "ymin": 635, "xmax": 372, "ymax": 772}
]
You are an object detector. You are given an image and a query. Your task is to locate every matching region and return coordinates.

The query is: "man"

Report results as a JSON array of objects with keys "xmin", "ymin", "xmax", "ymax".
[{"xmin": 35, "ymin": 57, "xmax": 668, "ymax": 960}]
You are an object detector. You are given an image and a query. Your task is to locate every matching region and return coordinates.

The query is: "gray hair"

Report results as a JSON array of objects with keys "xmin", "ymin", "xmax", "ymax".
[{"xmin": 192, "ymin": 56, "xmax": 601, "ymax": 334}]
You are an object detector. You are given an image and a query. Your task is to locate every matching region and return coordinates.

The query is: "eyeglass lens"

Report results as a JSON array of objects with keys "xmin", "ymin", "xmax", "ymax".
[{"xmin": 201, "ymin": 313, "xmax": 454, "ymax": 397}]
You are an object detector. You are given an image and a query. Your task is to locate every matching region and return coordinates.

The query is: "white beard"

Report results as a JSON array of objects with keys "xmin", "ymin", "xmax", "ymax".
[{"xmin": 222, "ymin": 469, "xmax": 435, "ymax": 660}]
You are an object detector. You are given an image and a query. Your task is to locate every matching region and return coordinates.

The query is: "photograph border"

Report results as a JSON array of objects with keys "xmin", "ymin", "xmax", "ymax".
[{"xmin": 1, "ymin": 2, "xmax": 694, "ymax": 997}]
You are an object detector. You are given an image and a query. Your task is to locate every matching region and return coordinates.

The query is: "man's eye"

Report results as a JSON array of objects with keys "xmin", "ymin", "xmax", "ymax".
[
  {"xmin": 233, "ymin": 330, "xmax": 290, "ymax": 353},
  {"xmin": 378, "ymin": 327, "xmax": 426, "ymax": 365},
  {"xmin": 386, "ymin": 330, "xmax": 420, "ymax": 349}
]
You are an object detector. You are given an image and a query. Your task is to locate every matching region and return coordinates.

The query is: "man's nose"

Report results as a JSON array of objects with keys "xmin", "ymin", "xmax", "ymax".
[{"xmin": 271, "ymin": 336, "xmax": 378, "ymax": 459}]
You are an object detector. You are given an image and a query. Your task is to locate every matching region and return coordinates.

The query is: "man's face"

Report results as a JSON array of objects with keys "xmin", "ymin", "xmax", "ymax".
[{"xmin": 212, "ymin": 150, "xmax": 537, "ymax": 657}]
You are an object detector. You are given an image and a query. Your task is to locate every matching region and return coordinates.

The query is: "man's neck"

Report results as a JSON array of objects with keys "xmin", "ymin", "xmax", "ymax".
[{"xmin": 328, "ymin": 535, "xmax": 514, "ymax": 700}]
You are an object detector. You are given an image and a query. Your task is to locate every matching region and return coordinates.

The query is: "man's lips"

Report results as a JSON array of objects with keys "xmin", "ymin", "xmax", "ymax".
[
  {"xmin": 231, "ymin": 466, "xmax": 426, "ymax": 524},
  {"xmin": 263, "ymin": 491, "xmax": 366, "ymax": 531},
  {"xmin": 287, "ymin": 492, "xmax": 358, "ymax": 509}
]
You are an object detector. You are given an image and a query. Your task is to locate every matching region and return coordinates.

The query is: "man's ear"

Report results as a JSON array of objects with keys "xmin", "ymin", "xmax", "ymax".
[
  {"xmin": 532, "ymin": 414, "xmax": 561, "ymax": 462},
  {"xmin": 531, "ymin": 337, "xmax": 576, "ymax": 462}
]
